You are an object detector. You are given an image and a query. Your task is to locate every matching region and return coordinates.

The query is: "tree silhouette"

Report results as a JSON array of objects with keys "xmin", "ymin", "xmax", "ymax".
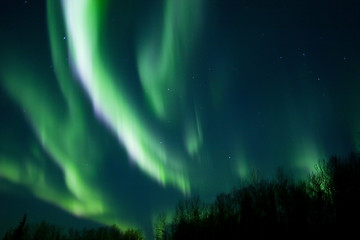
[
  {"xmin": 122, "ymin": 229, "xmax": 144, "ymax": 240},
  {"xmin": 154, "ymin": 213, "xmax": 167, "ymax": 240},
  {"xmin": 32, "ymin": 221, "xmax": 61, "ymax": 240},
  {"xmin": 154, "ymin": 153, "xmax": 360, "ymax": 239},
  {"xmin": 3, "ymin": 153, "xmax": 360, "ymax": 239},
  {"xmin": 3, "ymin": 214, "xmax": 29, "ymax": 240},
  {"xmin": 2, "ymin": 215, "xmax": 144, "ymax": 240}
]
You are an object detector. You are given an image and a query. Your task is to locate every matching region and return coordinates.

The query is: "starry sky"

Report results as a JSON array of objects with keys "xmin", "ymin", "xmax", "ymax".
[{"xmin": 1, "ymin": 0, "xmax": 359, "ymax": 237}]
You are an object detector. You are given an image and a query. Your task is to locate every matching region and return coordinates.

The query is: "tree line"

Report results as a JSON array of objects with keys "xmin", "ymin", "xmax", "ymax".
[
  {"xmin": 154, "ymin": 153, "xmax": 360, "ymax": 239},
  {"xmin": 3, "ymin": 153, "xmax": 360, "ymax": 239},
  {"xmin": 2, "ymin": 215, "xmax": 144, "ymax": 240}
]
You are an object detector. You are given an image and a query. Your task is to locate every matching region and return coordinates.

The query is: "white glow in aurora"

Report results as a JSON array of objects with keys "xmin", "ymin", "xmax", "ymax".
[
  {"xmin": 60, "ymin": 0, "xmax": 191, "ymax": 193},
  {"xmin": 1, "ymin": 0, "xmax": 206, "ymax": 232}
]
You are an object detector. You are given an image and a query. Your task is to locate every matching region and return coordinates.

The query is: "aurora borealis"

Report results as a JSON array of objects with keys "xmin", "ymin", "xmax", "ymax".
[{"xmin": 1, "ymin": 0, "xmax": 360, "ymax": 237}]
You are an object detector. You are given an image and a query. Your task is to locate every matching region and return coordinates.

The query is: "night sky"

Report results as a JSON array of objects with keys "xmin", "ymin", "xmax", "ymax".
[{"xmin": 1, "ymin": 0, "xmax": 359, "ymax": 237}]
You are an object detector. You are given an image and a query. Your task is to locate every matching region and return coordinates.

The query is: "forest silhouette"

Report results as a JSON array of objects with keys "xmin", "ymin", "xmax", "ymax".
[
  {"xmin": 154, "ymin": 153, "xmax": 360, "ymax": 239},
  {"xmin": 2, "ymin": 214, "xmax": 144, "ymax": 240},
  {"xmin": 3, "ymin": 153, "xmax": 360, "ymax": 240}
]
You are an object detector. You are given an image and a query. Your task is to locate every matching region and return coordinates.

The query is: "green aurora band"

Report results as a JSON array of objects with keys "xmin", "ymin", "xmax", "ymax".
[
  {"xmin": 0, "ymin": 0, "xmax": 128, "ymax": 228},
  {"xmin": 59, "ymin": 0, "xmax": 190, "ymax": 193},
  {"xmin": 137, "ymin": 0, "xmax": 203, "ymax": 120},
  {"xmin": 0, "ymin": 0, "xmax": 205, "ymax": 230}
]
